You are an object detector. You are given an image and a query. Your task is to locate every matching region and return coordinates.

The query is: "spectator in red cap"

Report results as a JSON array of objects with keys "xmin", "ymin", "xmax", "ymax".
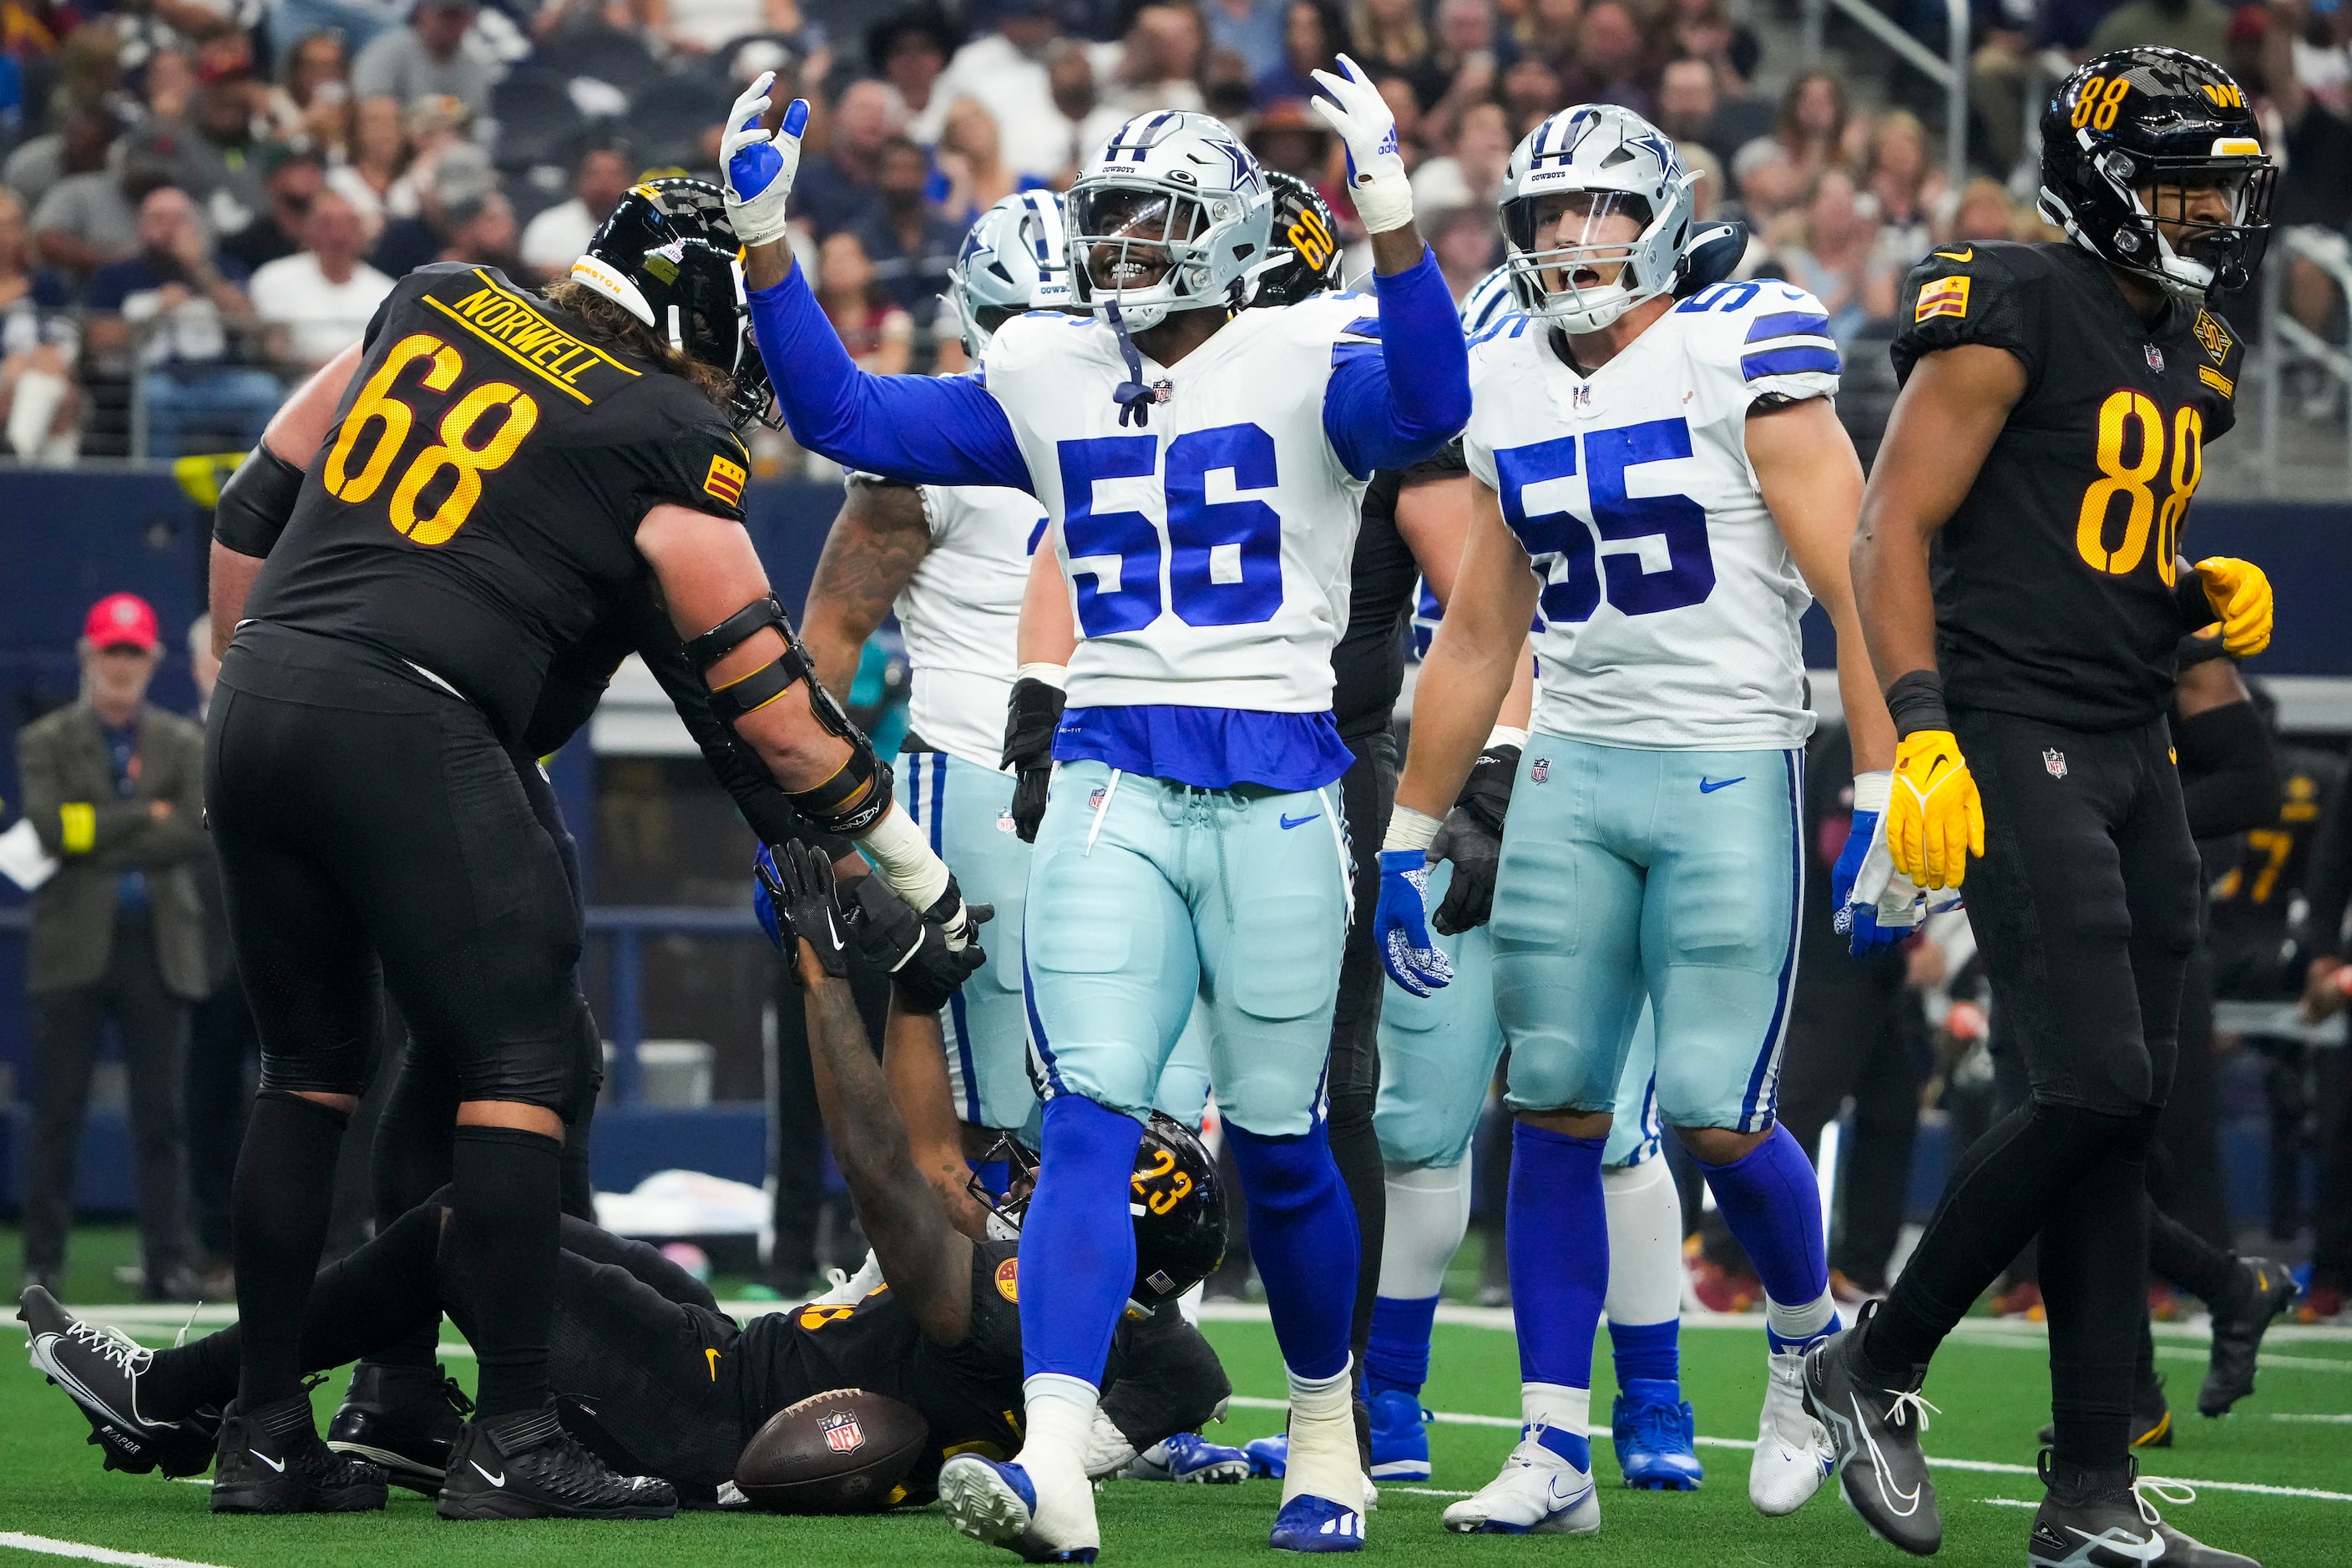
[{"xmin": 14, "ymin": 592, "xmax": 210, "ymax": 1301}]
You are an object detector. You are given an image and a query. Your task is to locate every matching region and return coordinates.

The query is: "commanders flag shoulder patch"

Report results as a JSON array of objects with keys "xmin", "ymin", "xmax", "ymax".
[
  {"xmin": 1915, "ymin": 275, "xmax": 1970, "ymax": 322},
  {"xmin": 704, "ymin": 453, "xmax": 747, "ymax": 506}
]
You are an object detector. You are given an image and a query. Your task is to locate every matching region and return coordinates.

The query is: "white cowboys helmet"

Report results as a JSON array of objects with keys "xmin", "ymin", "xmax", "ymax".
[
  {"xmin": 947, "ymin": 190, "xmax": 1076, "ymax": 361},
  {"xmin": 1067, "ymin": 110, "xmax": 1275, "ymax": 331},
  {"xmin": 1500, "ymin": 104, "xmax": 1698, "ymax": 333}
]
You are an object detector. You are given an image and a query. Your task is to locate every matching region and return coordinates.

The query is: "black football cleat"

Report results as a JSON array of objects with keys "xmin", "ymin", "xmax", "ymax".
[
  {"xmin": 2027, "ymin": 1453, "xmax": 2258, "ymax": 1567},
  {"xmin": 19, "ymin": 1285, "xmax": 220, "ymax": 1478},
  {"xmin": 210, "ymin": 1394, "xmax": 389, "ymax": 1514},
  {"xmin": 2200, "ymin": 1257, "xmax": 2297, "ymax": 1418},
  {"xmin": 327, "ymin": 1361, "xmax": 473, "ymax": 1494},
  {"xmin": 1802, "ymin": 1300, "xmax": 1942, "ymax": 1555},
  {"xmin": 436, "ymin": 1401, "xmax": 677, "ymax": 1520},
  {"xmin": 2041, "ymin": 1374, "xmax": 2171, "ymax": 1450}
]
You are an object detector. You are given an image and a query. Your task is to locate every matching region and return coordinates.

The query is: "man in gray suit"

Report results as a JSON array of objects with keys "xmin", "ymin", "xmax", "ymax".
[{"xmin": 17, "ymin": 592, "xmax": 210, "ymax": 1298}]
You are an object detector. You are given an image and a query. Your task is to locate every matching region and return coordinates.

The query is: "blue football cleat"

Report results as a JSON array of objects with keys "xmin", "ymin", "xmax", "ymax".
[
  {"xmin": 1271, "ymin": 1492, "xmax": 1366, "ymax": 1552},
  {"xmin": 1124, "ymin": 1431, "xmax": 1252, "ymax": 1484},
  {"xmin": 1244, "ymin": 1432, "xmax": 1288, "ymax": 1479},
  {"xmin": 1365, "ymin": 1389, "xmax": 1431, "ymax": 1481},
  {"xmin": 1611, "ymin": 1380, "xmax": 1704, "ymax": 1491},
  {"xmin": 937, "ymin": 1454, "xmax": 1098, "ymax": 1563}
]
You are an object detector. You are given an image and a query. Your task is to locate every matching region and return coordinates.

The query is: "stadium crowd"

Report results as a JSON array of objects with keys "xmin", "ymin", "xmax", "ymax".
[{"xmin": 0, "ymin": 0, "xmax": 2347, "ymax": 461}]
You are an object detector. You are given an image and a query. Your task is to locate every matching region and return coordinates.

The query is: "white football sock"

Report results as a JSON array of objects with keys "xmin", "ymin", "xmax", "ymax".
[
  {"xmin": 1764, "ymin": 1285, "xmax": 1838, "ymax": 1350},
  {"xmin": 1018, "ymin": 1373, "xmax": 1101, "ymax": 1545},
  {"xmin": 1378, "ymin": 1161, "xmax": 1471, "ymax": 1300},
  {"xmin": 1522, "ymin": 1382, "xmax": 1592, "ymax": 1455},
  {"xmin": 1601, "ymin": 1156, "xmax": 1684, "ymax": 1328},
  {"xmin": 1281, "ymin": 1360, "xmax": 1364, "ymax": 1509}
]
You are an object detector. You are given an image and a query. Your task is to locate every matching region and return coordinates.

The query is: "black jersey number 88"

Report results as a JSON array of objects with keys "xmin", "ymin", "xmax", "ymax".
[
  {"xmin": 323, "ymin": 330, "xmax": 542, "ymax": 547},
  {"xmin": 2076, "ymin": 387, "xmax": 2203, "ymax": 585}
]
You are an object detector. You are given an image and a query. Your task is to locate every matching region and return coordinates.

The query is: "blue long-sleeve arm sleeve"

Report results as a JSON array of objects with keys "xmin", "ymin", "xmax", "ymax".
[
  {"xmin": 1321, "ymin": 246, "xmax": 1473, "ymax": 480},
  {"xmin": 746, "ymin": 264, "xmax": 1031, "ymax": 490}
]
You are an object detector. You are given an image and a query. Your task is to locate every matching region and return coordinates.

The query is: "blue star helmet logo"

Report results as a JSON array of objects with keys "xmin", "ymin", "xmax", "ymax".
[
  {"xmin": 1620, "ymin": 126, "xmax": 1682, "ymax": 179},
  {"xmin": 1202, "ymin": 136, "xmax": 1262, "ymax": 195}
]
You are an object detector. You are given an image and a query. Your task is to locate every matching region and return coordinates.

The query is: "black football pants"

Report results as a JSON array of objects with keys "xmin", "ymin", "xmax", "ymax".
[{"xmin": 1865, "ymin": 711, "xmax": 2198, "ymax": 1476}]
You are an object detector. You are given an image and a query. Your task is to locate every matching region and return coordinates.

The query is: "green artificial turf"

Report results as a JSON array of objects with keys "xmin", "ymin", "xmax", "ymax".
[{"xmin": 6, "ymin": 1262, "xmax": 2348, "ymax": 1568}]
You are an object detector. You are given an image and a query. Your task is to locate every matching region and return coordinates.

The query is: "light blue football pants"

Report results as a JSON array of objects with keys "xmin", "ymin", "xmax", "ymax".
[
  {"xmin": 1375, "ymin": 864, "xmax": 1662, "ymax": 1170},
  {"xmin": 1491, "ymin": 735, "xmax": 1803, "ymax": 1133},
  {"xmin": 1021, "ymin": 761, "xmax": 1353, "ymax": 1136}
]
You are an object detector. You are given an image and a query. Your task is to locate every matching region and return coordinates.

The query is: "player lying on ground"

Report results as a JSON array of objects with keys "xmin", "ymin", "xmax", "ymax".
[
  {"xmin": 1373, "ymin": 103, "xmax": 1901, "ymax": 1535},
  {"xmin": 720, "ymin": 56, "xmax": 1469, "ymax": 1559},
  {"xmin": 20, "ymin": 843, "xmax": 1232, "ymax": 1512},
  {"xmin": 1810, "ymin": 45, "xmax": 2272, "ymax": 1568}
]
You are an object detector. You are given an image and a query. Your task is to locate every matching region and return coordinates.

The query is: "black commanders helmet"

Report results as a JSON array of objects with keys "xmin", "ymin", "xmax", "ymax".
[
  {"xmin": 569, "ymin": 176, "xmax": 777, "ymax": 428},
  {"xmin": 2038, "ymin": 47, "xmax": 2274, "ymax": 299},
  {"xmin": 968, "ymin": 1110, "xmax": 1228, "ymax": 1314},
  {"xmin": 1252, "ymin": 169, "xmax": 1345, "ymax": 307}
]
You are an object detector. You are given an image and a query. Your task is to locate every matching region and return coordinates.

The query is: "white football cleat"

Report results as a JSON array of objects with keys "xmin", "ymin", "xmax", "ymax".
[
  {"xmin": 1440, "ymin": 1433, "xmax": 1600, "ymax": 1535},
  {"xmin": 1750, "ymin": 1349, "xmax": 1836, "ymax": 1516}
]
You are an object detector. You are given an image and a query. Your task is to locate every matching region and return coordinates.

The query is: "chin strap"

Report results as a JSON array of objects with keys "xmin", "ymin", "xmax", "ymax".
[{"xmin": 1105, "ymin": 298, "xmax": 1156, "ymax": 427}]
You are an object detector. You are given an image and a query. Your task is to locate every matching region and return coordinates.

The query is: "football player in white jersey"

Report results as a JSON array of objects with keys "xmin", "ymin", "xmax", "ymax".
[
  {"xmin": 719, "ymin": 61, "xmax": 1469, "ymax": 1560},
  {"xmin": 1371, "ymin": 105, "xmax": 1900, "ymax": 1535}
]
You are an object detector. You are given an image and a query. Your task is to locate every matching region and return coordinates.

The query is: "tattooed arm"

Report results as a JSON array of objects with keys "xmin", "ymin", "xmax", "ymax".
[{"xmin": 801, "ymin": 477, "xmax": 934, "ymax": 704}]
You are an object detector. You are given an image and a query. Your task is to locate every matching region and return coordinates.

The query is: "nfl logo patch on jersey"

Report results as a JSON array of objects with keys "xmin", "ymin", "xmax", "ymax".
[
  {"xmin": 703, "ymin": 453, "xmax": 746, "ymax": 506},
  {"xmin": 1571, "ymin": 384, "xmax": 1592, "ymax": 410},
  {"xmin": 996, "ymin": 809, "xmax": 1017, "ymax": 833},
  {"xmin": 1151, "ymin": 378, "xmax": 1174, "ymax": 404},
  {"xmin": 1530, "ymin": 757, "xmax": 1550, "ymax": 784},
  {"xmin": 820, "ymin": 1411, "xmax": 866, "ymax": 1454},
  {"xmin": 1915, "ymin": 276, "xmax": 1970, "ymax": 321},
  {"xmin": 2044, "ymin": 748, "xmax": 2068, "ymax": 780},
  {"xmin": 1089, "ymin": 786, "xmax": 1107, "ymax": 810},
  {"xmin": 2144, "ymin": 344, "xmax": 2165, "ymax": 373}
]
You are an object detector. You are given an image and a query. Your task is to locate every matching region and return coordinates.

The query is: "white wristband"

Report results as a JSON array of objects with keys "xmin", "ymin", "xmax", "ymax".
[
  {"xmin": 1851, "ymin": 769, "xmax": 1892, "ymax": 814},
  {"xmin": 1015, "ymin": 662, "xmax": 1068, "ymax": 690},
  {"xmin": 1349, "ymin": 167, "xmax": 1414, "ymax": 235},
  {"xmin": 1486, "ymin": 726, "xmax": 1529, "ymax": 752},
  {"xmin": 1383, "ymin": 804, "xmax": 1441, "ymax": 853}
]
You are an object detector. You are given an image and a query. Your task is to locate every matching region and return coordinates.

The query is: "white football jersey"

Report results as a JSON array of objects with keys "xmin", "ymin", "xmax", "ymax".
[
  {"xmin": 1462, "ymin": 278, "xmax": 1840, "ymax": 751},
  {"xmin": 890, "ymin": 480, "xmax": 1046, "ymax": 773},
  {"xmin": 980, "ymin": 294, "xmax": 1378, "ymax": 713}
]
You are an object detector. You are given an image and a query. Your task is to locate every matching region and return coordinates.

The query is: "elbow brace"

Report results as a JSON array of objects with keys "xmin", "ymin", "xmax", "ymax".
[
  {"xmin": 689, "ymin": 596, "xmax": 892, "ymax": 836},
  {"xmin": 213, "ymin": 443, "xmax": 306, "ymax": 557}
]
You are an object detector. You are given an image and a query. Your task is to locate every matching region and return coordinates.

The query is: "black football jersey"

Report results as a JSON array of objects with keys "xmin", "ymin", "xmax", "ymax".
[
  {"xmin": 1890, "ymin": 241, "xmax": 2246, "ymax": 731},
  {"xmin": 245, "ymin": 263, "xmax": 753, "ymax": 746}
]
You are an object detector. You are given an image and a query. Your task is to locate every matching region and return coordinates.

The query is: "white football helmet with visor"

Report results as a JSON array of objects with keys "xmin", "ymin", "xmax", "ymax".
[
  {"xmin": 1500, "ymin": 104, "xmax": 1697, "ymax": 334},
  {"xmin": 1066, "ymin": 110, "xmax": 1275, "ymax": 332}
]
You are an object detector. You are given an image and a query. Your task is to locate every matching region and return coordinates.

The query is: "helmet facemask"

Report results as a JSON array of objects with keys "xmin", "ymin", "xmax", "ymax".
[
  {"xmin": 1069, "ymin": 181, "xmax": 1241, "ymax": 331},
  {"xmin": 2107, "ymin": 151, "xmax": 2273, "ymax": 298},
  {"xmin": 1505, "ymin": 188, "xmax": 1673, "ymax": 332}
]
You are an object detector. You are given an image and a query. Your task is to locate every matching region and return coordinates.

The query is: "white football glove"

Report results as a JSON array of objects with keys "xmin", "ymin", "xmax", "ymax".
[
  {"xmin": 720, "ymin": 70, "xmax": 806, "ymax": 249},
  {"xmin": 1309, "ymin": 53, "xmax": 1413, "ymax": 234}
]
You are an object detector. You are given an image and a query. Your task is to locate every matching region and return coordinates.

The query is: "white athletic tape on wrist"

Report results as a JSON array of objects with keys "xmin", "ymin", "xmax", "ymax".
[
  {"xmin": 1349, "ymin": 168, "xmax": 1414, "ymax": 235},
  {"xmin": 1015, "ymin": 661, "xmax": 1069, "ymax": 690},
  {"xmin": 1850, "ymin": 768, "xmax": 1891, "ymax": 814},
  {"xmin": 1383, "ymin": 804, "xmax": 1442, "ymax": 853},
  {"xmin": 1486, "ymin": 726, "xmax": 1530, "ymax": 752}
]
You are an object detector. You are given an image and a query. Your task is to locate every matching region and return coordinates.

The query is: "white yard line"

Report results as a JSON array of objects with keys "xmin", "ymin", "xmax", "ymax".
[
  {"xmin": 1227, "ymin": 1396, "xmax": 2352, "ymax": 1504},
  {"xmin": 0, "ymin": 1533, "xmax": 227, "ymax": 1568}
]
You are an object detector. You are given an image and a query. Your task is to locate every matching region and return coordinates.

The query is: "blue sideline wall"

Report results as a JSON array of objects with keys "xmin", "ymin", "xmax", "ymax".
[{"xmin": 1, "ymin": 473, "xmax": 2347, "ymax": 1219}]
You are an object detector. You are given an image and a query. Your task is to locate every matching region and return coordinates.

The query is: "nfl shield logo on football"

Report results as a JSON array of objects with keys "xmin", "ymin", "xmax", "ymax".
[
  {"xmin": 2144, "ymin": 344, "xmax": 2164, "ymax": 372},
  {"xmin": 1530, "ymin": 757, "xmax": 1550, "ymax": 784},
  {"xmin": 820, "ymin": 1410, "xmax": 866, "ymax": 1453},
  {"xmin": 2044, "ymin": 747, "xmax": 2068, "ymax": 779},
  {"xmin": 1089, "ymin": 786, "xmax": 1107, "ymax": 810}
]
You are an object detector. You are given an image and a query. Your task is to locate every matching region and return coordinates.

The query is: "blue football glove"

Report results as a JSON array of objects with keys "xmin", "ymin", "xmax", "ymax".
[
  {"xmin": 720, "ymin": 71, "xmax": 807, "ymax": 248},
  {"xmin": 1376, "ymin": 847, "xmax": 1454, "ymax": 998},
  {"xmin": 1830, "ymin": 771, "xmax": 1903, "ymax": 957}
]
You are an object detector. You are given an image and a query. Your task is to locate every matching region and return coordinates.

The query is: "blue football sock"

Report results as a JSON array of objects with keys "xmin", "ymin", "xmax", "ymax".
[
  {"xmin": 1366, "ymin": 1294, "xmax": 1439, "ymax": 1398},
  {"xmin": 1609, "ymin": 1318, "xmax": 1679, "ymax": 1388},
  {"xmin": 1697, "ymin": 1122, "xmax": 1837, "ymax": 1352},
  {"xmin": 1018, "ymin": 1095, "xmax": 1144, "ymax": 1384},
  {"xmin": 1225, "ymin": 1119, "xmax": 1358, "ymax": 1382},
  {"xmin": 1506, "ymin": 1123, "xmax": 1609, "ymax": 1396}
]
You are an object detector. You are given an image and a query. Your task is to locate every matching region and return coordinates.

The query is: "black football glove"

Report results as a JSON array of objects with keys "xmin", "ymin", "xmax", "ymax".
[
  {"xmin": 1430, "ymin": 743, "xmax": 1519, "ymax": 936},
  {"xmin": 850, "ymin": 874, "xmax": 992, "ymax": 1013},
  {"xmin": 753, "ymin": 840, "xmax": 852, "ymax": 981},
  {"xmin": 1001, "ymin": 676, "xmax": 1065, "ymax": 844}
]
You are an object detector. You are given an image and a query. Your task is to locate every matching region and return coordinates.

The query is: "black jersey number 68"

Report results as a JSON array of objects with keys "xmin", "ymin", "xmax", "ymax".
[{"xmin": 323, "ymin": 330, "xmax": 542, "ymax": 547}]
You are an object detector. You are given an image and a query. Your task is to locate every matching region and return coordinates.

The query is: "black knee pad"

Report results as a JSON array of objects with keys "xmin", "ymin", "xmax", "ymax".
[
  {"xmin": 257, "ymin": 1052, "xmax": 367, "ymax": 1099},
  {"xmin": 450, "ymin": 1037, "xmax": 591, "ymax": 1123}
]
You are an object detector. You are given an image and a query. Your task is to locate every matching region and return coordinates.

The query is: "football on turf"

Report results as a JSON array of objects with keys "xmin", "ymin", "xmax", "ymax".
[{"xmin": 733, "ymin": 1388, "xmax": 928, "ymax": 1513}]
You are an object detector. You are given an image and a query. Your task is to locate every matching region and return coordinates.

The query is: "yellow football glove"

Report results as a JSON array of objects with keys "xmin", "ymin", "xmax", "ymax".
[
  {"xmin": 2193, "ymin": 557, "xmax": 2272, "ymax": 658},
  {"xmin": 1888, "ymin": 730, "xmax": 1985, "ymax": 892}
]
